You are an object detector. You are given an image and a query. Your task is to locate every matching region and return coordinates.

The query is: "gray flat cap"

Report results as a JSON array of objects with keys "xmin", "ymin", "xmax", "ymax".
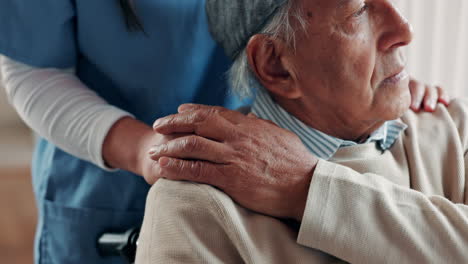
[{"xmin": 206, "ymin": 0, "xmax": 288, "ymax": 60}]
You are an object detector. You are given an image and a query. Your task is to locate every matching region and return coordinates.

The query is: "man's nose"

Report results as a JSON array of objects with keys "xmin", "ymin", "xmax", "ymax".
[{"xmin": 378, "ymin": 2, "xmax": 414, "ymax": 52}]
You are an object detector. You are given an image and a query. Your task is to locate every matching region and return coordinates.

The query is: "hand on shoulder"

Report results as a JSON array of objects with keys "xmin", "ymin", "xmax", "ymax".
[{"xmin": 149, "ymin": 104, "xmax": 318, "ymax": 221}]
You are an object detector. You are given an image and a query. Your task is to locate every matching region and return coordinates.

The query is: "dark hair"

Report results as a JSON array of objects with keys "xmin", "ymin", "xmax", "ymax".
[{"xmin": 119, "ymin": 0, "xmax": 145, "ymax": 32}]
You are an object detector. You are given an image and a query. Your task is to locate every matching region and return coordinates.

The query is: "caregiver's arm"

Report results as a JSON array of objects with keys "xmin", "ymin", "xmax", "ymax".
[{"xmin": 0, "ymin": 55, "xmax": 164, "ymax": 183}]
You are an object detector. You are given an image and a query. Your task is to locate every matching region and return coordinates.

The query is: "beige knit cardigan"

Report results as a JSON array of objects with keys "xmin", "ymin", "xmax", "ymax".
[{"xmin": 136, "ymin": 99, "xmax": 468, "ymax": 264}]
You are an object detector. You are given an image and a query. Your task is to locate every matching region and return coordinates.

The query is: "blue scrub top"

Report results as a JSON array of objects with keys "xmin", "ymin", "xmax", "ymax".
[{"xmin": 0, "ymin": 1, "xmax": 243, "ymax": 263}]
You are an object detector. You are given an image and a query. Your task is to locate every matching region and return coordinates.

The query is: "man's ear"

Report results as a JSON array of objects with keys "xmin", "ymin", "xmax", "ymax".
[{"xmin": 246, "ymin": 34, "xmax": 302, "ymax": 99}]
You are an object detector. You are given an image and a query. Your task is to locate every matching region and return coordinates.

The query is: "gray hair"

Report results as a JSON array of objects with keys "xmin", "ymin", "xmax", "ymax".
[{"xmin": 228, "ymin": 1, "xmax": 307, "ymax": 98}]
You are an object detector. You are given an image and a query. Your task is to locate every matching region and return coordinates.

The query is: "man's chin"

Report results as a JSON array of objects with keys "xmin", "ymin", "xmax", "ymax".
[
  {"xmin": 391, "ymin": 100, "xmax": 411, "ymax": 120},
  {"xmin": 380, "ymin": 93, "xmax": 411, "ymax": 121}
]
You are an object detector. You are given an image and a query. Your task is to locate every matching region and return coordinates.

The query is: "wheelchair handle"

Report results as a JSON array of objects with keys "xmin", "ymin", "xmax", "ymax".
[{"xmin": 97, "ymin": 227, "xmax": 140, "ymax": 264}]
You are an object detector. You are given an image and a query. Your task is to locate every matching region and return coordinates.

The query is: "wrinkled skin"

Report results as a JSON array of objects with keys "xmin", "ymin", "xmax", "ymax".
[{"xmin": 146, "ymin": 0, "xmax": 451, "ymax": 220}]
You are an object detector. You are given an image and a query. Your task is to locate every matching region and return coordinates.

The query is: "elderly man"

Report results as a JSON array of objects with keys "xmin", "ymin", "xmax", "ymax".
[{"xmin": 136, "ymin": 0, "xmax": 468, "ymax": 263}]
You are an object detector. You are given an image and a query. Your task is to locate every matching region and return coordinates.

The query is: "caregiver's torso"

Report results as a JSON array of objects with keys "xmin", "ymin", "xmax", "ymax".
[{"xmin": 30, "ymin": 1, "xmax": 239, "ymax": 263}]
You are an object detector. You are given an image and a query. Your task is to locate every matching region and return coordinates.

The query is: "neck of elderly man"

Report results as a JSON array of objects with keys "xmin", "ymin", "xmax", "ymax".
[
  {"xmin": 271, "ymin": 87, "xmax": 392, "ymax": 143},
  {"xmin": 242, "ymin": 0, "xmax": 413, "ymax": 143}
]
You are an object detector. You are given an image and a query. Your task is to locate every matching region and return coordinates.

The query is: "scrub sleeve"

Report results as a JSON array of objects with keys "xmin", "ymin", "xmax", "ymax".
[{"xmin": 0, "ymin": 1, "xmax": 244, "ymax": 263}]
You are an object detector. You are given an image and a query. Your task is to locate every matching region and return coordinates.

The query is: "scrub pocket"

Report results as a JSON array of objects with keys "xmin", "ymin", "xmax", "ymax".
[{"xmin": 36, "ymin": 199, "xmax": 144, "ymax": 264}]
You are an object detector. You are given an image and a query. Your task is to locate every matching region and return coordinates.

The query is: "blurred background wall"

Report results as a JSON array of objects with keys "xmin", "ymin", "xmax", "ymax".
[
  {"xmin": 398, "ymin": 0, "xmax": 468, "ymax": 97},
  {"xmin": 0, "ymin": 65, "xmax": 36, "ymax": 264},
  {"xmin": 0, "ymin": 1, "xmax": 467, "ymax": 264}
]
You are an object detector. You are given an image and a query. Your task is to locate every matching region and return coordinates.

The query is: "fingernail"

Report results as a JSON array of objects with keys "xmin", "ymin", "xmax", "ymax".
[
  {"xmin": 148, "ymin": 147, "xmax": 157, "ymax": 155},
  {"xmin": 412, "ymin": 97, "xmax": 422, "ymax": 109},
  {"xmin": 149, "ymin": 145, "xmax": 165, "ymax": 156},
  {"xmin": 425, "ymin": 104, "xmax": 435, "ymax": 112},
  {"xmin": 178, "ymin": 104, "xmax": 194, "ymax": 112},
  {"xmin": 153, "ymin": 119, "xmax": 162, "ymax": 128},
  {"xmin": 159, "ymin": 157, "xmax": 170, "ymax": 167},
  {"xmin": 440, "ymin": 97, "xmax": 450, "ymax": 106}
]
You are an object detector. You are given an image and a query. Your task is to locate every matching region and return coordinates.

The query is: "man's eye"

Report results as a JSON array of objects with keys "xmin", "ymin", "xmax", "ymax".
[{"xmin": 354, "ymin": 3, "xmax": 369, "ymax": 17}]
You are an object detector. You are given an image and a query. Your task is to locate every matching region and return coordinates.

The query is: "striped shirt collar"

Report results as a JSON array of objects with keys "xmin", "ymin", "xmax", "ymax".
[{"xmin": 251, "ymin": 88, "xmax": 407, "ymax": 160}]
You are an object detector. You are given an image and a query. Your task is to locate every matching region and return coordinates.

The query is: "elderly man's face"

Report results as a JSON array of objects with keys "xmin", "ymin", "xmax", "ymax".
[{"xmin": 264, "ymin": 0, "xmax": 413, "ymax": 140}]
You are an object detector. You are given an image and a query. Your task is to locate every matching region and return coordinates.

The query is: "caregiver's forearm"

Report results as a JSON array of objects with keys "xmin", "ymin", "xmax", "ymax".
[{"xmin": 0, "ymin": 55, "xmax": 133, "ymax": 170}]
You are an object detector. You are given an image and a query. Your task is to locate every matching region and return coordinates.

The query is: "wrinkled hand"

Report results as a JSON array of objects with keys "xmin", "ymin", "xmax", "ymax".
[
  {"xmin": 409, "ymin": 77, "xmax": 450, "ymax": 112},
  {"xmin": 149, "ymin": 104, "xmax": 318, "ymax": 221}
]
